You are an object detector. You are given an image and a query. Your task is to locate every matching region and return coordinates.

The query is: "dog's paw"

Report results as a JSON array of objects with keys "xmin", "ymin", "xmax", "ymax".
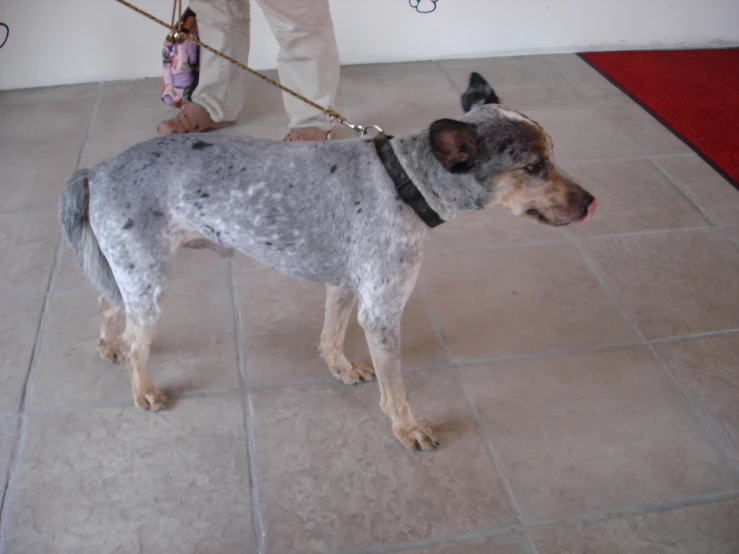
[
  {"xmin": 133, "ymin": 388, "xmax": 169, "ymax": 412},
  {"xmin": 332, "ymin": 361, "xmax": 375, "ymax": 385},
  {"xmin": 97, "ymin": 339, "xmax": 124, "ymax": 364},
  {"xmin": 393, "ymin": 423, "xmax": 440, "ymax": 451}
]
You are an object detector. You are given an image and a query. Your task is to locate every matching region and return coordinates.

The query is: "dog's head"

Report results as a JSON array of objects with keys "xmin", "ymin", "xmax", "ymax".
[{"xmin": 429, "ymin": 72, "xmax": 596, "ymax": 226}]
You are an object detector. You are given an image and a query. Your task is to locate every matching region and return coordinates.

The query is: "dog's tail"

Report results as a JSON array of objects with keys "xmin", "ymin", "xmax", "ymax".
[{"xmin": 59, "ymin": 169, "xmax": 123, "ymax": 306}]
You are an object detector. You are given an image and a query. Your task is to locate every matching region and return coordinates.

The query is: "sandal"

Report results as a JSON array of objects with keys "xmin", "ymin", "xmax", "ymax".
[
  {"xmin": 157, "ymin": 102, "xmax": 233, "ymax": 136},
  {"xmin": 283, "ymin": 127, "xmax": 332, "ymax": 142}
]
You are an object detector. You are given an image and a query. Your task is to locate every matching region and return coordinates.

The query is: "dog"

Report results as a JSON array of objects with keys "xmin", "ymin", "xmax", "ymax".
[{"xmin": 60, "ymin": 73, "xmax": 596, "ymax": 450}]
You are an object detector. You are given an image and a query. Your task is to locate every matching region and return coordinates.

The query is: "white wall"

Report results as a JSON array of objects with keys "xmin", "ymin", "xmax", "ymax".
[{"xmin": 1, "ymin": 0, "xmax": 738, "ymax": 90}]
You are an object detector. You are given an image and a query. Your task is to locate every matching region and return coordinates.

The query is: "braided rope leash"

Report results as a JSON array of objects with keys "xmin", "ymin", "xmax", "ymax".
[{"xmin": 114, "ymin": 0, "xmax": 383, "ymax": 135}]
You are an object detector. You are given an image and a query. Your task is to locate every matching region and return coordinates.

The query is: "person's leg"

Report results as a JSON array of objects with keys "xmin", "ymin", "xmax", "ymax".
[
  {"xmin": 158, "ymin": 0, "xmax": 251, "ymax": 135},
  {"xmin": 256, "ymin": 0, "xmax": 340, "ymax": 140}
]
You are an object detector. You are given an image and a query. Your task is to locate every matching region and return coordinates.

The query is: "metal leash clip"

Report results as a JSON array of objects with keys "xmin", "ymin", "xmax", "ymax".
[{"xmin": 336, "ymin": 119, "xmax": 385, "ymax": 137}]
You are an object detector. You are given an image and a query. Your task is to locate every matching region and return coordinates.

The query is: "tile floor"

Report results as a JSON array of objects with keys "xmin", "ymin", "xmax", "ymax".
[{"xmin": 1, "ymin": 54, "xmax": 738, "ymax": 553}]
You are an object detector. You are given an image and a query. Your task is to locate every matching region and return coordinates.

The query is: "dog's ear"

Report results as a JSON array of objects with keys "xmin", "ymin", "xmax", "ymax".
[
  {"xmin": 429, "ymin": 119, "xmax": 479, "ymax": 172},
  {"xmin": 461, "ymin": 72, "xmax": 500, "ymax": 113}
]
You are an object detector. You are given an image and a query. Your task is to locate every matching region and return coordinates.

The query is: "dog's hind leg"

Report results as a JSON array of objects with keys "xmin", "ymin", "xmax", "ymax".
[
  {"xmin": 114, "ymin": 269, "xmax": 170, "ymax": 412},
  {"xmin": 122, "ymin": 310, "xmax": 167, "ymax": 412},
  {"xmin": 319, "ymin": 286, "xmax": 374, "ymax": 384},
  {"xmin": 97, "ymin": 295, "xmax": 125, "ymax": 363},
  {"xmin": 358, "ymin": 275, "xmax": 439, "ymax": 451}
]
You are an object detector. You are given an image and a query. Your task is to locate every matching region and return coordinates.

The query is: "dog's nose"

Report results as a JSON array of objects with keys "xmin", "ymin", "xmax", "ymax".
[
  {"xmin": 577, "ymin": 195, "xmax": 597, "ymax": 224},
  {"xmin": 580, "ymin": 195, "xmax": 594, "ymax": 213}
]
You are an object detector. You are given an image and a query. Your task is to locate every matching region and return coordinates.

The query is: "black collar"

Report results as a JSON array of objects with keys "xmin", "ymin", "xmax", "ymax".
[{"xmin": 373, "ymin": 133, "xmax": 445, "ymax": 228}]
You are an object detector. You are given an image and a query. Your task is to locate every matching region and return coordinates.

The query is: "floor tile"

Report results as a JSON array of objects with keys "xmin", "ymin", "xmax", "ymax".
[
  {"xmin": 0, "ymin": 293, "xmax": 45, "ymax": 414},
  {"xmin": 564, "ymin": 159, "xmax": 708, "ymax": 237},
  {"xmin": 251, "ymin": 369, "xmax": 513, "ymax": 554},
  {"xmin": 462, "ymin": 346, "xmax": 739, "ymax": 522},
  {"xmin": 0, "ymin": 209, "xmax": 58, "ymax": 294},
  {"xmin": 522, "ymin": 107, "xmax": 643, "ymax": 162},
  {"xmin": 530, "ymin": 497, "xmax": 739, "ymax": 554},
  {"xmin": 30, "ymin": 276, "xmax": 239, "ymax": 412},
  {"xmin": 406, "ymin": 533, "xmax": 532, "ymax": 554},
  {"xmin": 440, "ymin": 55, "xmax": 587, "ymax": 110},
  {"xmin": 338, "ymin": 62, "xmax": 463, "ymax": 136},
  {"xmin": 600, "ymin": 103, "xmax": 693, "ymax": 156},
  {"xmin": 655, "ymin": 155, "xmax": 739, "ymax": 225},
  {"xmin": 428, "ymin": 206, "xmax": 567, "ymax": 250},
  {"xmin": 0, "ymin": 82, "xmax": 99, "ymax": 105},
  {"xmin": 1, "ymin": 395, "xmax": 255, "ymax": 554},
  {"xmin": 79, "ymin": 135, "xmax": 146, "ymax": 168},
  {"xmin": 545, "ymin": 54, "xmax": 635, "ymax": 107},
  {"xmin": 90, "ymin": 79, "xmax": 178, "ymax": 144},
  {"xmin": 0, "ymin": 142, "xmax": 81, "ymax": 211},
  {"xmin": 655, "ymin": 333, "xmax": 739, "ymax": 460},
  {"xmin": 585, "ymin": 230, "xmax": 739, "ymax": 339},
  {"xmin": 239, "ymin": 269, "xmax": 444, "ymax": 383},
  {"xmin": 421, "ymin": 244, "xmax": 635, "ymax": 359},
  {"xmin": 0, "ymin": 96, "xmax": 97, "ymax": 149}
]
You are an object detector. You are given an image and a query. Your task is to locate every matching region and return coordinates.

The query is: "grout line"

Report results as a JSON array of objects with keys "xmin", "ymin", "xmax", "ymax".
[
  {"xmin": 433, "ymin": 60, "xmax": 464, "ymax": 95},
  {"xmin": 573, "ymin": 225, "xmax": 717, "ymax": 242},
  {"xmin": 451, "ymin": 340, "xmax": 644, "ymax": 367},
  {"xmin": 547, "ymin": 57, "xmax": 730, "ymax": 228},
  {"xmin": 650, "ymin": 327, "xmax": 739, "ymax": 345},
  {"xmin": 8, "ymin": 325, "xmax": 737, "ymax": 417},
  {"xmin": 720, "ymin": 227, "xmax": 739, "ymax": 251},
  {"xmin": 229, "ymin": 259, "xmax": 265, "ymax": 554},
  {"xmin": 23, "ymin": 388, "xmax": 244, "ymax": 417},
  {"xmin": 76, "ymin": 82, "xmax": 104, "ymax": 169},
  {"xmin": 525, "ymin": 533, "xmax": 541, "ymax": 554},
  {"xmin": 453, "ymin": 363, "xmax": 528, "ymax": 521},
  {"xmin": 649, "ymin": 158, "xmax": 721, "ymax": 226},
  {"xmin": 0, "ymin": 83, "xmax": 102, "ymax": 547},
  {"xmin": 523, "ymin": 488, "xmax": 739, "ymax": 529},
  {"xmin": 558, "ymin": 152, "xmax": 693, "ymax": 166},
  {"xmin": 331, "ymin": 488, "xmax": 739, "ymax": 554},
  {"xmin": 247, "ymin": 360, "xmax": 449, "ymax": 392},
  {"xmin": 329, "ymin": 525, "xmax": 523, "ymax": 554},
  {"xmin": 416, "ymin": 275, "xmax": 528, "ymax": 526},
  {"xmin": 0, "ymin": 236, "xmax": 63, "ymax": 551},
  {"xmin": 568, "ymin": 239, "xmax": 739, "ymax": 474},
  {"xmin": 427, "ymin": 225, "xmax": 714, "ymax": 255}
]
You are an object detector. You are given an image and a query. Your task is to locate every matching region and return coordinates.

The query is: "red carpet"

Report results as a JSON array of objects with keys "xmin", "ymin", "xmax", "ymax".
[{"xmin": 580, "ymin": 49, "xmax": 739, "ymax": 189}]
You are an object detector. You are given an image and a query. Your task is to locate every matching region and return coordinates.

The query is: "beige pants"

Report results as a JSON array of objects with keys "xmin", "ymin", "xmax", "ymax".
[{"xmin": 189, "ymin": 0, "xmax": 340, "ymax": 130}]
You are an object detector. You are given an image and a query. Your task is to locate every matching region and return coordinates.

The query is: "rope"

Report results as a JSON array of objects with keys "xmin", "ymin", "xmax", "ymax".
[{"xmin": 114, "ymin": 0, "xmax": 347, "ymax": 123}]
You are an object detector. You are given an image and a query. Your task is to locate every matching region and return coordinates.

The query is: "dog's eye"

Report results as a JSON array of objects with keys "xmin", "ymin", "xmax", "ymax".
[{"xmin": 523, "ymin": 160, "xmax": 547, "ymax": 175}]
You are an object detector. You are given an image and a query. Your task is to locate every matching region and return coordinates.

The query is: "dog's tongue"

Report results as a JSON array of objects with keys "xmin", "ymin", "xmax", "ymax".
[{"xmin": 578, "ymin": 198, "xmax": 597, "ymax": 225}]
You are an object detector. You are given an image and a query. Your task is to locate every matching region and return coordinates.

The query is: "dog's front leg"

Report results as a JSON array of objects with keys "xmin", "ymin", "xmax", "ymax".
[{"xmin": 358, "ymin": 286, "xmax": 439, "ymax": 451}]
